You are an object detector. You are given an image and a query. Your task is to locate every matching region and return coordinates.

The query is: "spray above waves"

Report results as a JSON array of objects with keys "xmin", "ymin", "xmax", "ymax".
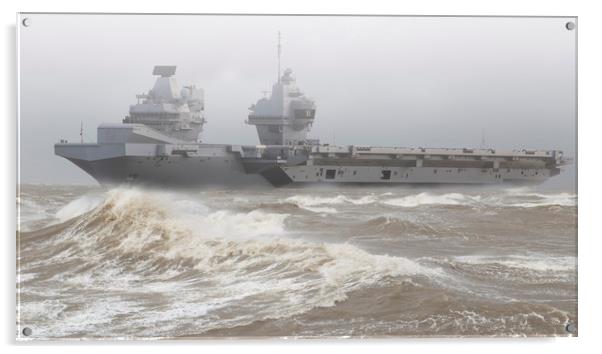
[{"xmin": 55, "ymin": 194, "xmax": 104, "ymax": 222}]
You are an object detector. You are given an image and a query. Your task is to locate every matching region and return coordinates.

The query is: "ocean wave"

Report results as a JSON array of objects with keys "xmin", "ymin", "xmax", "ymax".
[
  {"xmin": 283, "ymin": 194, "xmax": 377, "ymax": 213},
  {"xmin": 20, "ymin": 188, "xmax": 442, "ymax": 337},
  {"xmin": 379, "ymin": 189, "xmax": 571, "ymax": 209},
  {"xmin": 451, "ymin": 254, "xmax": 576, "ymax": 273},
  {"xmin": 282, "ymin": 191, "xmax": 577, "ymax": 210},
  {"xmin": 301, "ymin": 206, "xmax": 339, "ymax": 214},
  {"xmin": 377, "ymin": 191, "xmax": 575, "ymax": 209},
  {"xmin": 256, "ymin": 201, "xmax": 338, "ymax": 214},
  {"xmin": 426, "ymin": 254, "xmax": 577, "ymax": 286},
  {"xmin": 507, "ymin": 193, "xmax": 576, "ymax": 208},
  {"xmin": 355, "ymin": 216, "xmax": 440, "ymax": 236},
  {"xmin": 17, "ymin": 195, "xmax": 61, "ymax": 232}
]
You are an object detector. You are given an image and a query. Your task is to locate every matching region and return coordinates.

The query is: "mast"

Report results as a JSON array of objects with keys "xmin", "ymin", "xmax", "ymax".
[
  {"xmin": 480, "ymin": 128, "xmax": 486, "ymax": 149},
  {"xmin": 80, "ymin": 121, "xmax": 83, "ymax": 143},
  {"xmin": 277, "ymin": 31, "xmax": 281, "ymax": 83},
  {"xmin": 247, "ymin": 33, "xmax": 317, "ymax": 146}
]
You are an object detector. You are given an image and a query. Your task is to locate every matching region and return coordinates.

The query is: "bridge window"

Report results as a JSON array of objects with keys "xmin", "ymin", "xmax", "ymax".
[{"xmin": 381, "ymin": 170, "xmax": 392, "ymax": 180}]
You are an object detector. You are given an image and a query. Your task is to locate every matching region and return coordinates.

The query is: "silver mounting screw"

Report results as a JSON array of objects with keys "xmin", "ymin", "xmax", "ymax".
[
  {"xmin": 565, "ymin": 323, "xmax": 577, "ymax": 334},
  {"xmin": 565, "ymin": 21, "xmax": 575, "ymax": 31}
]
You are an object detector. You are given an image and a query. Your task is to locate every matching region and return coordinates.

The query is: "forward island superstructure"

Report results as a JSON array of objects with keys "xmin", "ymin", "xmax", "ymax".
[
  {"xmin": 55, "ymin": 64, "xmax": 569, "ymax": 188},
  {"xmin": 123, "ymin": 65, "xmax": 206, "ymax": 142}
]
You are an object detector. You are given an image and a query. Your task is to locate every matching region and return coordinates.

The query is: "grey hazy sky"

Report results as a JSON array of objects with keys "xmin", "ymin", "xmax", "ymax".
[{"xmin": 18, "ymin": 14, "xmax": 577, "ymax": 186}]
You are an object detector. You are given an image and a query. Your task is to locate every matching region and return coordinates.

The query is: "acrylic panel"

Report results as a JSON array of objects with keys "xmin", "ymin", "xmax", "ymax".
[{"xmin": 16, "ymin": 14, "xmax": 577, "ymax": 339}]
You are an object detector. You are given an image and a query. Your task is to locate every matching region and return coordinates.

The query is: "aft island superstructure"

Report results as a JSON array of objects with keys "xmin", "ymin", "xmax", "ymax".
[{"xmin": 55, "ymin": 65, "xmax": 569, "ymax": 188}]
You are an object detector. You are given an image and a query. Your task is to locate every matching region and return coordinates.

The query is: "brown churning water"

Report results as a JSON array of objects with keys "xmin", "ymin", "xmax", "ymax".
[{"xmin": 16, "ymin": 184, "xmax": 577, "ymax": 339}]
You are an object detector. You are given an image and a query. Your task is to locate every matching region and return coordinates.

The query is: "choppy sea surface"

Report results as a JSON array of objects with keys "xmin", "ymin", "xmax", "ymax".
[{"xmin": 16, "ymin": 184, "xmax": 577, "ymax": 339}]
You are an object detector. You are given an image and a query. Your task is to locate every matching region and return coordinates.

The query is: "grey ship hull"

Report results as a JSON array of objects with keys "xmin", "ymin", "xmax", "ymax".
[
  {"xmin": 64, "ymin": 155, "xmax": 272, "ymax": 188},
  {"xmin": 65, "ymin": 155, "xmax": 554, "ymax": 188}
]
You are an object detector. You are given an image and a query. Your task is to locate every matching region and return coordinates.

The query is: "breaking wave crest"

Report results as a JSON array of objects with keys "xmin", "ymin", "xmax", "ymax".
[
  {"xmin": 285, "ymin": 194, "xmax": 378, "ymax": 206},
  {"xmin": 451, "ymin": 254, "xmax": 576, "ymax": 273},
  {"xmin": 55, "ymin": 194, "xmax": 104, "ymax": 222},
  {"xmin": 427, "ymin": 254, "xmax": 576, "ymax": 285},
  {"xmin": 283, "ymin": 194, "xmax": 377, "ymax": 213},
  {"xmin": 382, "ymin": 193, "xmax": 476, "ymax": 208},
  {"xmin": 21, "ymin": 188, "xmax": 439, "ymax": 337},
  {"xmin": 284, "ymin": 190, "xmax": 576, "ymax": 209},
  {"xmin": 507, "ymin": 192, "xmax": 576, "ymax": 208}
]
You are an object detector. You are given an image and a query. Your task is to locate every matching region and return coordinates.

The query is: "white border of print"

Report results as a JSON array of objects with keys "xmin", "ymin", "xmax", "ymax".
[{"xmin": 2, "ymin": 1, "xmax": 599, "ymax": 354}]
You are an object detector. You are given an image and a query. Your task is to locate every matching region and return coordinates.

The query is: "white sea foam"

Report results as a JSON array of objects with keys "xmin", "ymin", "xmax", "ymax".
[
  {"xmin": 31, "ymin": 297, "xmax": 146, "ymax": 338},
  {"xmin": 383, "ymin": 193, "xmax": 475, "ymax": 208},
  {"xmin": 508, "ymin": 192, "xmax": 576, "ymax": 208},
  {"xmin": 285, "ymin": 194, "xmax": 377, "ymax": 207},
  {"xmin": 24, "ymin": 188, "xmax": 444, "ymax": 336}
]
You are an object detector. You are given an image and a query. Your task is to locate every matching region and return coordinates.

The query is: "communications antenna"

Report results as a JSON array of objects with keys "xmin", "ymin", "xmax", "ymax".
[
  {"xmin": 277, "ymin": 31, "xmax": 281, "ymax": 83},
  {"xmin": 480, "ymin": 129, "xmax": 487, "ymax": 149}
]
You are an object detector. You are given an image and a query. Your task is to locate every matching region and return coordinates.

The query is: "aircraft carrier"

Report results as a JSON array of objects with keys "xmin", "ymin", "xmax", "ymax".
[{"xmin": 54, "ymin": 64, "xmax": 569, "ymax": 188}]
